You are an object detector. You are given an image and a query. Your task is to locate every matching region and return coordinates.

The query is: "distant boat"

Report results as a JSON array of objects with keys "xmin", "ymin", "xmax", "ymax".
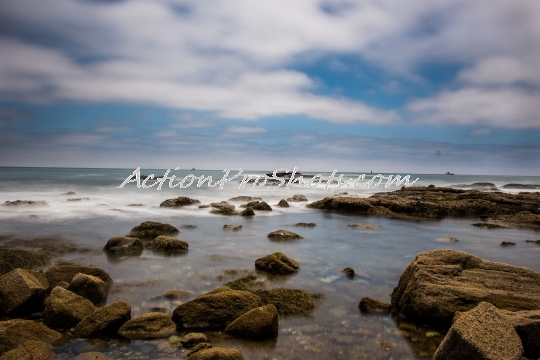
[
  {"xmin": 445, "ymin": 172, "xmax": 454, "ymax": 175},
  {"xmin": 191, "ymin": 168, "xmax": 195, "ymax": 171}
]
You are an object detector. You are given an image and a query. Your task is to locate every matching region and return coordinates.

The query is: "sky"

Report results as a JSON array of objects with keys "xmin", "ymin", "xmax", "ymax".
[{"xmin": 0, "ymin": 0, "xmax": 539, "ymax": 175}]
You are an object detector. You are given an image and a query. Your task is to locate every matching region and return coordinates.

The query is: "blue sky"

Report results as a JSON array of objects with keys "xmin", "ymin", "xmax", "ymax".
[{"xmin": 1, "ymin": 0, "xmax": 539, "ymax": 174}]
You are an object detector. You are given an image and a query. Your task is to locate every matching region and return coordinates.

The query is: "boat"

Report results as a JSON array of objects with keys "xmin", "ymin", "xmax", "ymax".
[{"xmin": 445, "ymin": 172, "xmax": 454, "ymax": 175}]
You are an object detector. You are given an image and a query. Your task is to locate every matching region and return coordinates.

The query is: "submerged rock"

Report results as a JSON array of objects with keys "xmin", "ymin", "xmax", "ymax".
[
  {"xmin": 103, "ymin": 236, "xmax": 143, "ymax": 254},
  {"xmin": 239, "ymin": 207, "xmax": 255, "ymax": 217},
  {"xmin": 241, "ymin": 201, "xmax": 272, "ymax": 211},
  {"xmin": 225, "ymin": 304, "xmax": 278, "ymax": 339},
  {"xmin": 252, "ymin": 288, "xmax": 321, "ymax": 317},
  {"xmin": 74, "ymin": 301, "xmax": 131, "ymax": 338},
  {"xmin": 187, "ymin": 343, "xmax": 212, "ymax": 357},
  {"xmin": 163, "ymin": 290, "xmax": 192, "ymax": 299},
  {"xmin": 160, "ymin": 197, "xmax": 200, "ymax": 208},
  {"xmin": 525, "ymin": 239, "xmax": 540, "ymax": 244},
  {"xmin": 0, "ymin": 340, "xmax": 56, "ymax": 360},
  {"xmin": 145, "ymin": 235, "xmax": 188, "ymax": 253},
  {"xmin": 187, "ymin": 347, "xmax": 244, "ymax": 360},
  {"xmin": 130, "ymin": 221, "xmax": 178, "ymax": 237},
  {"xmin": 295, "ymin": 222, "xmax": 316, "ymax": 227},
  {"xmin": 438, "ymin": 236, "xmax": 459, "ymax": 243},
  {"xmin": 128, "ymin": 229, "xmax": 166, "ymax": 240},
  {"xmin": 341, "ymin": 267, "xmax": 355, "ymax": 278},
  {"xmin": 72, "ymin": 352, "xmax": 113, "ymax": 360},
  {"xmin": 180, "ymin": 332, "xmax": 208, "ymax": 348},
  {"xmin": 67, "ymin": 273, "xmax": 108, "ymax": 306},
  {"xmin": 223, "ymin": 225, "xmax": 242, "ymax": 231},
  {"xmin": 118, "ymin": 312, "xmax": 176, "ymax": 339},
  {"xmin": 210, "ymin": 207, "xmax": 238, "ymax": 215},
  {"xmin": 433, "ymin": 302, "xmax": 523, "ymax": 360},
  {"xmin": 228, "ymin": 196, "xmax": 262, "ymax": 202},
  {"xmin": 267, "ymin": 230, "xmax": 303, "ymax": 241},
  {"xmin": 348, "ymin": 223, "xmax": 382, "ymax": 229},
  {"xmin": 172, "ymin": 287, "xmax": 261, "ymax": 328},
  {"xmin": 286, "ymin": 194, "xmax": 307, "ymax": 202},
  {"xmin": 0, "ymin": 268, "xmax": 48, "ymax": 317},
  {"xmin": 390, "ymin": 249, "xmax": 540, "ymax": 328},
  {"xmin": 45, "ymin": 264, "xmax": 112, "ymax": 292},
  {"xmin": 358, "ymin": 297, "xmax": 391, "ymax": 314},
  {"xmin": 472, "ymin": 223, "xmax": 507, "ymax": 229},
  {"xmin": 44, "ymin": 286, "xmax": 96, "ymax": 329},
  {"xmin": 0, "ymin": 319, "xmax": 61, "ymax": 355},
  {"xmin": 4, "ymin": 200, "xmax": 48, "ymax": 206},
  {"xmin": 277, "ymin": 199, "xmax": 289, "ymax": 207},
  {"xmin": 501, "ymin": 241, "xmax": 516, "ymax": 246},
  {"xmin": 0, "ymin": 249, "xmax": 51, "ymax": 275},
  {"xmin": 255, "ymin": 252, "xmax": 300, "ymax": 275}
]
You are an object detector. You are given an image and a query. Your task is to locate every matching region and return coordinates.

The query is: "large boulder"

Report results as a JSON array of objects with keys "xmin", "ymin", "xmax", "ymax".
[
  {"xmin": 73, "ymin": 301, "xmax": 131, "ymax": 338},
  {"xmin": 286, "ymin": 194, "xmax": 307, "ymax": 202},
  {"xmin": 239, "ymin": 207, "xmax": 254, "ymax": 216},
  {"xmin": 433, "ymin": 302, "xmax": 523, "ymax": 360},
  {"xmin": 277, "ymin": 199, "xmax": 289, "ymax": 207},
  {"xmin": 118, "ymin": 312, "xmax": 176, "ymax": 339},
  {"xmin": 45, "ymin": 264, "xmax": 112, "ymax": 292},
  {"xmin": 255, "ymin": 252, "xmax": 299, "ymax": 275},
  {"xmin": 500, "ymin": 309, "xmax": 540, "ymax": 359},
  {"xmin": 103, "ymin": 236, "xmax": 143, "ymax": 254},
  {"xmin": 241, "ymin": 201, "xmax": 272, "ymax": 211},
  {"xmin": 145, "ymin": 236, "xmax": 188, "ymax": 253},
  {"xmin": 44, "ymin": 287, "xmax": 96, "ymax": 329},
  {"xmin": 252, "ymin": 288, "xmax": 321, "ymax": 317},
  {"xmin": 131, "ymin": 221, "xmax": 178, "ymax": 234},
  {"xmin": 160, "ymin": 197, "xmax": 200, "ymax": 208},
  {"xmin": 172, "ymin": 287, "xmax": 261, "ymax": 329},
  {"xmin": 267, "ymin": 230, "xmax": 303, "ymax": 241},
  {"xmin": 0, "ymin": 340, "xmax": 56, "ymax": 360},
  {"xmin": 225, "ymin": 304, "xmax": 278, "ymax": 339},
  {"xmin": 0, "ymin": 268, "xmax": 48, "ymax": 316},
  {"xmin": 67, "ymin": 273, "xmax": 108, "ymax": 306},
  {"xmin": 187, "ymin": 347, "xmax": 244, "ymax": 360},
  {"xmin": 0, "ymin": 319, "xmax": 61, "ymax": 355},
  {"xmin": 0, "ymin": 249, "xmax": 51, "ymax": 275},
  {"xmin": 390, "ymin": 249, "xmax": 540, "ymax": 328}
]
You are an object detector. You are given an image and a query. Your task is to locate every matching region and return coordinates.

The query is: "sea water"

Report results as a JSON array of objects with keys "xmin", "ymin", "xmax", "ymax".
[{"xmin": 1, "ymin": 167, "xmax": 540, "ymax": 359}]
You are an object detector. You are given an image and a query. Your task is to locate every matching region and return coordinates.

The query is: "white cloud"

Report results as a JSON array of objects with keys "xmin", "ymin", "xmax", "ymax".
[
  {"xmin": 226, "ymin": 126, "xmax": 267, "ymax": 134},
  {"xmin": 468, "ymin": 128, "xmax": 492, "ymax": 137},
  {"xmin": 458, "ymin": 56, "xmax": 540, "ymax": 86}
]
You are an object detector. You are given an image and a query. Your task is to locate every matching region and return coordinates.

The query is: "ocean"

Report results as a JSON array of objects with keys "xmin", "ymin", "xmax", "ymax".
[{"xmin": 1, "ymin": 166, "xmax": 540, "ymax": 359}]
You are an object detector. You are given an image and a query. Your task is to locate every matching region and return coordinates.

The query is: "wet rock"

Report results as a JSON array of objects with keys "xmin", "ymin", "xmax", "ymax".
[
  {"xmin": 72, "ymin": 352, "xmax": 113, "ymax": 360},
  {"xmin": 267, "ymin": 230, "xmax": 303, "ymax": 240},
  {"xmin": 103, "ymin": 236, "xmax": 143, "ymax": 254},
  {"xmin": 223, "ymin": 224, "xmax": 242, "ymax": 231},
  {"xmin": 0, "ymin": 268, "xmax": 48, "ymax": 317},
  {"xmin": 187, "ymin": 347, "xmax": 244, "ymax": 360},
  {"xmin": 67, "ymin": 273, "xmax": 108, "ymax": 306},
  {"xmin": 209, "ymin": 201, "xmax": 235, "ymax": 210},
  {"xmin": 0, "ymin": 249, "xmax": 51, "ymax": 275},
  {"xmin": 180, "ymin": 332, "xmax": 208, "ymax": 347},
  {"xmin": 163, "ymin": 290, "xmax": 192, "ymax": 300},
  {"xmin": 44, "ymin": 286, "xmax": 96, "ymax": 329},
  {"xmin": 286, "ymin": 194, "xmax": 307, "ymax": 202},
  {"xmin": 472, "ymin": 223, "xmax": 507, "ymax": 229},
  {"xmin": 502, "ymin": 183, "xmax": 540, "ymax": 189},
  {"xmin": 0, "ymin": 319, "xmax": 62, "ymax": 354},
  {"xmin": 390, "ymin": 249, "xmax": 540, "ymax": 328},
  {"xmin": 145, "ymin": 236, "xmax": 188, "ymax": 253},
  {"xmin": 347, "ymin": 223, "xmax": 382, "ymax": 229},
  {"xmin": 67, "ymin": 198, "xmax": 90, "ymax": 201},
  {"xmin": 525, "ymin": 239, "xmax": 540, "ymax": 244},
  {"xmin": 210, "ymin": 207, "xmax": 238, "ymax": 215},
  {"xmin": 500, "ymin": 309, "xmax": 540, "ymax": 359},
  {"xmin": 56, "ymin": 281, "xmax": 69, "ymax": 289},
  {"xmin": 181, "ymin": 224, "xmax": 197, "ymax": 229},
  {"xmin": 501, "ymin": 241, "xmax": 516, "ymax": 246},
  {"xmin": 187, "ymin": 343, "xmax": 212, "ymax": 357},
  {"xmin": 277, "ymin": 199, "xmax": 289, "ymax": 207},
  {"xmin": 438, "ymin": 236, "xmax": 459, "ymax": 243},
  {"xmin": 172, "ymin": 287, "xmax": 261, "ymax": 328},
  {"xmin": 224, "ymin": 275, "xmax": 265, "ymax": 292},
  {"xmin": 433, "ymin": 302, "xmax": 523, "ymax": 360},
  {"xmin": 239, "ymin": 207, "xmax": 254, "ymax": 216},
  {"xmin": 4, "ymin": 200, "xmax": 48, "ymax": 206},
  {"xmin": 228, "ymin": 196, "xmax": 262, "ymax": 202},
  {"xmin": 118, "ymin": 312, "xmax": 176, "ymax": 339},
  {"xmin": 255, "ymin": 252, "xmax": 300, "ymax": 275},
  {"xmin": 496, "ymin": 211, "xmax": 540, "ymax": 227},
  {"xmin": 73, "ymin": 301, "xmax": 131, "ymax": 338},
  {"xmin": 241, "ymin": 201, "xmax": 272, "ymax": 211},
  {"xmin": 0, "ymin": 340, "xmax": 56, "ymax": 360},
  {"xmin": 341, "ymin": 267, "xmax": 355, "ymax": 278},
  {"xmin": 62, "ymin": 191, "xmax": 76, "ymax": 195},
  {"xmin": 45, "ymin": 264, "xmax": 112, "ymax": 292},
  {"xmin": 160, "ymin": 197, "xmax": 200, "ymax": 208},
  {"xmin": 295, "ymin": 222, "xmax": 316, "ymax": 227},
  {"xmin": 252, "ymin": 288, "xmax": 321, "ymax": 317},
  {"xmin": 128, "ymin": 229, "xmax": 165, "ymax": 240},
  {"xmin": 131, "ymin": 221, "xmax": 179, "ymax": 235},
  {"xmin": 225, "ymin": 304, "xmax": 278, "ymax": 339},
  {"xmin": 358, "ymin": 297, "xmax": 391, "ymax": 314}
]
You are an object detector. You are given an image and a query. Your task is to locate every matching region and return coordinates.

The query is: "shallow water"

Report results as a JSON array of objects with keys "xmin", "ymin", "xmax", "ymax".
[{"xmin": 1, "ymin": 167, "xmax": 540, "ymax": 359}]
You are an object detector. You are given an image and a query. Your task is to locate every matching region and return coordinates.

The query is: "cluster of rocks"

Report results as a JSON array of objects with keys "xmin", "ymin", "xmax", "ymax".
[
  {"xmin": 359, "ymin": 249, "xmax": 540, "ymax": 359},
  {"xmin": 4, "ymin": 200, "xmax": 48, "ymax": 206}
]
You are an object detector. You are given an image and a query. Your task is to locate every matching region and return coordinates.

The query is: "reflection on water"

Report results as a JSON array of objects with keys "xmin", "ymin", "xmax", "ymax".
[{"xmin": 2, "ymin": 207, "xmax": 540, "ymax": 359}]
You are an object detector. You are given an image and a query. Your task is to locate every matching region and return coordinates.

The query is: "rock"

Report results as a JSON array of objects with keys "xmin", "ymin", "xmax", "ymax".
[
  {"xmin": 239, "ymin": 207, "xmax": 254, "ymax": 216},
  {"xmin": 502, "ymin": 183, "xmax": 540, "ymax": 189},
  {"xmin": 67, "ymin": 273, "xmax": 108, "ymax": 306},
  {"xmin": 181, "ymin": 224, "xmax": 197, "ymax": 229},
  {"xmin": 438, "ymin": 236, "xmax": 459, "ymax": 243},
  {"xmin": 73, "ymin": 301, "xmax": 131, "ymax": 338},
  {"xmin": 286, "ymin": 194, "xmax": 307, "ymax": 202},
  {"xmin": 163, "ymin": 290, "xmax": 192, "ymax": 300},
  {"xmin": 44, "ymin": 286, "xmax": 96, "ymax": 329},
  {"xmin": 225, "ymin": 304, "xmax": 278, "ymax": 339},
  {"xmin": 347, "ymin": 223, "xmax": 382, "ymax": 229},
  {"xmin": 267, "ymin": 230, "xmax": 303, "ymax": 240},
  {"xmin": 525, "ymin": 239, "xmax": 540, "ymax": 244},
  {"xmin": 187, "ymin": 343, "xmax": 212, "ymax": 357},
  {"xmin": 255, "ymin": 252, "xmax": 300, "ymax": 275},
  {"xmin": 500, "ymin": 309, "xmax": 540, "ymax": 359},
  {"xmin": 160, "ymin": 197, "xmax": 200, "ymax": 208},
  {"xmin": 187, "ymin": 347, "xmax": 244, "ymax": 360},
  {"xmin": 294, "ymin": 222, "xmax": 316, "ymax": 227},
  {"xmin": 277, "ymin": 199, "xmax": 289, "ymax": 207},
  {"xmin": 45, "ymin": 264, "xmax": 112, "ymax": 292},
  {"xmin": 56, "ymin": 281, "xmax": 69, "ymax": 289},
  {"xmin": 209, "ymin": 201, "xmax": 235, "ymax": 210},
  {"xmin": 252, "ymin": 288, "xmax": 321, "ymax": 317},
  {"xmin": 358, "ymin": 297, "xmax": 391, "ymax": 314},
  {"xmin": 501, "ymin": 241, "xmax": 516, "ymax": 246},
  {"xmin": 496, "ymin": 212, "xmax": 540, "ymax": 227},
  {"xmin": 62, "ymin": 191, "xmax": 76, "ymax": 195},
  {"xmin": 223, "ymin": 225, "xmax": 242, "ymax": 231},
  {"xmin": 172, "ymin": 287, "xmax": 261, "ymax": 328},
  {"xmin": 0, "ymin": 269, "xmax": 48, "ymax": 317},
  {"xmin": 0, "ymin": 340, "xmax": 56, "ymax": 360},
  {"xmin": 145, "ymin": 236, "xmax": 188, "ymax": 253},
  {"xmin": 131, "ymin": 221, "xmax": 179, "ymax": 233},
  {"xmin": 4, "ymin": 200, "xmax": 48, "ymax": 206},
  {"xmin": 472, "ymin": 223, "xmax": 507, "ymax": 229},
  {"xmin": 180, "ymin": 332, "xmax": 208, "ymax": 347},
  {"xmin": 67, "ymin": 198, "xmax": 90, "ymax": 201},
  {"xmin": 0, "ymin": 319, "xmax": 62, "ymax": 354},
  {"xmin": 128, "ymin": 229, "xmax": 166, "ymax": 240},
  {"xmin": 241, "ymin": 201, "xmax": 272, "ymax": 211},
  {"xmin": 118, "ymin": 312, "xmax": 176, "ymax": 339},
  {"xmin": 341, "ymin": 267, "xmax": 355, "ymax": 278},
  {"xmin": 390, "ymin": 249, "xmax": 540, "ymax": 328},
  {"xmin": 433, "ymin": 302, "xmax": 523, "ymax": 360},
  {"xmin": 210, "ymin": 207, "xmax": 238, "ymax": 215},
  {"xmin": 72, "ymin": 352, "xmax": 113, "ymax": 360},
  {"xmin": 0, "ymin": 249, "xmax": 51, "ymax": 275},
  {"xmin": 228, "ymin": 196, "xmax": 262, "ymax": 202},
  {"xmin": 103, "ymin": 236, "xmax": 143, "ymax": 254}
]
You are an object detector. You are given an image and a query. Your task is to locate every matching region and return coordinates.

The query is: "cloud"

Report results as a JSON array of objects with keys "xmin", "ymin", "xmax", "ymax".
[
  {"xmin": 226, "ymin": 126, "xmax": 267, "ymax": 134},
  {"xmin": 468, "ymin": 128, "xmax": 492, "ymax": 137}
]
